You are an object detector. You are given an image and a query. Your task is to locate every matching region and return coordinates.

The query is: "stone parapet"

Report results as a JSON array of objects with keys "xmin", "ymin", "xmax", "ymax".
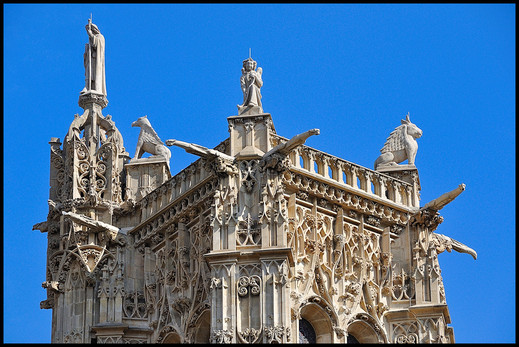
[{"xmin": 271, "ymin": 133, "xmax": 420, "ymax": 209}]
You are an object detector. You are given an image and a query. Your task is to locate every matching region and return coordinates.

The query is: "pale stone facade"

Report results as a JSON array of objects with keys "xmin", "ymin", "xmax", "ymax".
[{"xmin": 35, "ymin": 21, "xmax": 477, "ymax": 344}]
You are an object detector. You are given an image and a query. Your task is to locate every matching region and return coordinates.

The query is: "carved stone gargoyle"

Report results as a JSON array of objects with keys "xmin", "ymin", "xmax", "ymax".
[
  {"xmin": 61, "ymin": 211, "xmax": 121, "ymax": 273},
  {"xmin": 62, "ymin": 211, "xmax": 119, "ymax": 240},
  {"xmin": 264, "ymin": 128, "xmax": 320, "ymax": 157},
  {"xmin": 413, "ymin": 184, "xmax": 477, "ymax": 260},
  {"xmin": 165, "ymin": 139, "xmax": 237, "ymax": 176},
  {"xmin": 422, "ymin": 183, "xmax": 466, "ymax": 212},
  {"xmin": 430, "ymin": 232, "xmax": 477, "ymax": 260},
  {"xmin": 165, "ymin": 139, "xmax": 234, "ymax": 162},
  {"xmin": 261, "ymin": 128, "xmax": 320, "ymax": 171}
]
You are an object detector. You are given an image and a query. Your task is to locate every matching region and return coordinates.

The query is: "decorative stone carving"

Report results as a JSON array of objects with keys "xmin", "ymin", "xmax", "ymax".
[
  {"xmin": 211, "ymin": 329, "xmax": 233, "ymax": 344},
  {"xmin": 237, "ymin": 215, "xmax": 261, "ymax": 246},
  {"xmin": 77, "ymin": 245, "xmax": 105, "ymax": 273},
  {"xmin": 237, "ymin": 275, "xmax": 261, "ymax": 297},
  {"xmin": 374, "ymin": 113, "xmax": 423, "ymax": 170},
  {"xmin": 264, "ymin": 325, "xmax": 289, "ymax": 344},
  {"xmin": 238, "ymin": 328, "xmax": 261, "ymax": 344},
  {"xmin": 365, "ymin": 215, "xmax": 381, "ymax": 227},
  {"xmin": 240, "ymin": 160, "xmax": 258, "ymax": 193},
  {"xmin": 62, "ymin": 211, "xmax": 119, "ymax": 238},
  {"xmin": 265, "ymin": 128, "xmax": 320, "ymax": 158},
  {"xmin": 238, "ymin": 57, "xmax": 263, "ymax": 115},
  {"xmin": 80, "ymin": 18, "xmax": 106, "ymax": 96},
  {"xmin": 430, "ymin": 232, "xmax": 477, "ymax": 260},
  {"xmin": 78, "ymin": 92, "xmax": 108, "ymax": 108},
  {"xmin": 97, "ymin": 336, "xmax": 123, "ymax": 344},
  {"xmin": 166, "ymin": 139, "xmax": 235, "ymax": 162},
  {"xmin": 63, "ymin": 329, "xmax": 83, "ymax": 343},
  {"xmin": 422, "ymin": 183, "xmax": 466, "ymax": 212},
  {"xmin": 392, "ymin": 321, "xmax": 420, "ymax": 344},
  {"xmin": 122, "ymin": 338, "xmax": 147, "ymax": 344},
  {"xmin": 410, "ymin": 183, "xmax": 476, "ymax": 260},
  {"xmin": 391, "ymin": 224, "xmax": 404, "ymax": 235},
  {"xmin": 38, "ymin": 22, "xmax": 474, "ymax": 344},
  {"xmin": 123, "ymin": 292, "xmax": 147, "ymax": 319},
  {"xmin": 131, "ymin": 115, "xmax": 171, "ymax": 168}
]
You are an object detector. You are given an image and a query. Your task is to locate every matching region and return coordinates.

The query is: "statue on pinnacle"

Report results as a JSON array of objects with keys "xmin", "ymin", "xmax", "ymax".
[
  {"xmin": 80, "ymin": 17, "xmax": 106, "ymax": 96},
  {"xmin": 237, "ymin": 57, "xmax": 263, "ymax": 115}
]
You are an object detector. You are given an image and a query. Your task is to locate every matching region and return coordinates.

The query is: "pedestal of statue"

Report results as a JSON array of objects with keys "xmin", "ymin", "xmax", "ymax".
[{"xmin": 125, "ymin": 157, "xmax": 171, "ymax": 201}]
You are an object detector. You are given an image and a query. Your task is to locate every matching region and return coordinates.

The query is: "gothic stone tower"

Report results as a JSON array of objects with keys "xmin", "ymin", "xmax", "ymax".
[{"xmin": 34, "ymin": 21, "xmax": 477, "ymax": 344}]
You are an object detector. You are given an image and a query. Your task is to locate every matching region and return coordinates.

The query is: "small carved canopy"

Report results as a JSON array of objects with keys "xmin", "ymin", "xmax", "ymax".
[{"xmin": 65, "ymin": 111, "xmax": 125, "ymax": 153}]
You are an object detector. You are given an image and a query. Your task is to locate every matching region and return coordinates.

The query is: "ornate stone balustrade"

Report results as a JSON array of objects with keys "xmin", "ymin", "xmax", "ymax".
[
  {"xmin": 271, "ymin": 134, "xmax": 419, "ymax": 209},
  {"xmin": 137, "ymin": 159, "xmax": 205, "ymax": 219},
  {"xmin": 136, "ymin": 138, "xmax": 230, "ymax": 222},
  {"xmin": 128, "ymin": 139, "xmax": 231, "ymax": 245},
  {"xmin": 130, "ymin": 158, "xmax": 217, "ymax": 245}
]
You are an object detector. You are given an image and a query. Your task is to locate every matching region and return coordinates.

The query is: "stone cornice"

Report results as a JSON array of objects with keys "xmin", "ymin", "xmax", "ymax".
[
  {"xmin": 78, "ymin": 92, "xmax": 108, "ymax": 109},
  {"xmin": 204, "ymin": 247, "xmax": 293, "ymax": 266},
  {"xmin": 283, "ymin": 168, "xmax": 413, "ymax": 226},
  {"xmin": 91, "ymin": 323, "xmax": 128, "ymax": 335},
  {"xmin": 384, "ymin": 304, "xmax": 451, "ymax": 324},
  {"xmin": 271, "ymin": 133, "xmax": 413, "ymax": 186},
  {"xmin": 288, "ymin": 167, "xmax": 413, "ymax": 212}
]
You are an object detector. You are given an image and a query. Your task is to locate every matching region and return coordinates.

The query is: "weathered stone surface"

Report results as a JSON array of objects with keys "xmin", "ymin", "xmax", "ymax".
[{"xmin": 37, "ymin": 21, "xmax": 475, "ymax": 344}]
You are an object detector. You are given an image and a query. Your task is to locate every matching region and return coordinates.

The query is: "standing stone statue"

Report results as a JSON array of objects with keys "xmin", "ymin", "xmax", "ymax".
[
  {"xmin": 80, "ymin": 18, "xmax": 106, "ymax": 96},
  {"xmin": 237, "ymin": 57, "xmax": 263, "ymax": 114}
]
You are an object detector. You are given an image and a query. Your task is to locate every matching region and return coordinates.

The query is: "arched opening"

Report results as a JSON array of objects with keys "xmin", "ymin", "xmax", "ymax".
[
  {"xmin": 298, "ymin": 318, "xmax": 316, "ymax": 343},
  {"xmin": 192, "ymin": 310, "xmax": 211, "ymax": 344},
  {"xmin": 299, "ymin": 303, "xmax": 333, "ymax": 343},
  {"xmin": 299, "ymin": 156, "xmax": 305, "ymax": 169},
  {"xmin": 347, "ymin": 333, "xmax": 361, "ymax": 343},
  {"xmin": 162, "ymin": 332, "xmax": 181, "ymax": 343},
  {"xmin": 347, "ymin": 320, "xmax": 380, "ymax": 344}
]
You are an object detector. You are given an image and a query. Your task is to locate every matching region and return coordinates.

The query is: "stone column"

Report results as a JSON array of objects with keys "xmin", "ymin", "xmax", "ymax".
[{"xmin": 208, "ymin": 262, "xmax": 236, "ymax": 344}]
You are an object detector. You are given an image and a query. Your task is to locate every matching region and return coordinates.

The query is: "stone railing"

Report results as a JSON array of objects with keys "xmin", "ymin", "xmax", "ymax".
[
  {"xmin": 129, "ymin": 156, "xmax": 219, "ymax": 247},
  {"xmin": 138, "ymin": 158, "xmax": 212, "ymax": 221},
  {"xmin": 137, "ymin": 138, "xmax": 230, "ymax": 222},
  {"xmin": 271, "ymin": 134, "xmax": 419, "ymax": 209}
]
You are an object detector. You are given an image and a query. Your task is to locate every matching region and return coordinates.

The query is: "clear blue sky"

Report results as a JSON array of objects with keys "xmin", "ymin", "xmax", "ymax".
[{"xmin": 3, "ymin": 4, "xmax": 515, "ymax": 343}]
